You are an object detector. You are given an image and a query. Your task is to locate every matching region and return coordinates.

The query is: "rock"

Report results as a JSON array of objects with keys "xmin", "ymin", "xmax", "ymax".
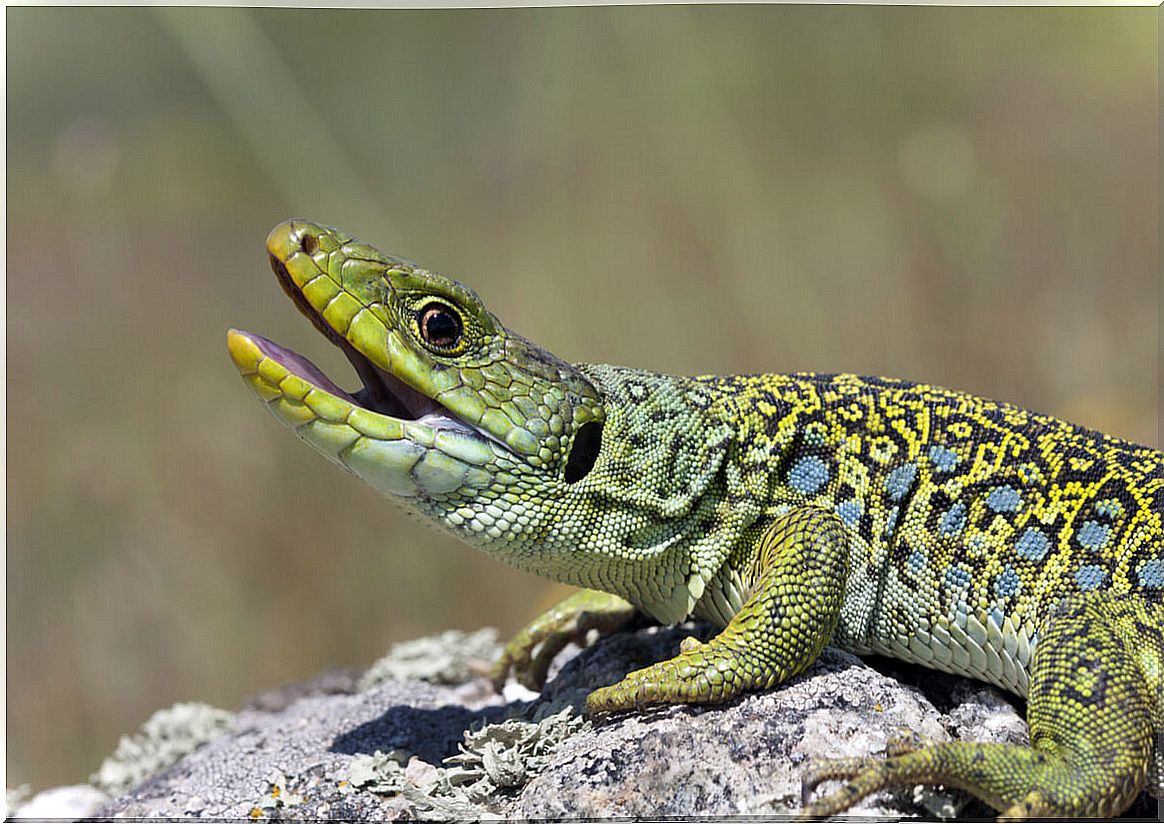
[
  {"xmin": 90, "ymin": 702, "xmax": 237, "ymax": 797},
  {"xmin": 94, "ymin": 677, "xmax": 508, "ymax": 820},
  {"xmin": 77, "ymin": 623, "xmax": 1138, "ymax": 820},
  {"xmin": 241, "ymin": 666, "xmax": 362, "ymax": 713},
  {"xmin": 515, "ymin": 633, "xmax": 947, "ymax": 819},
  {"xmin": 358, "ymin": 628, "xmax": 502, "ymax": 690},
  {"xmin": 10, "ymin": 784, "xmax": 109, "ymax": 820}
]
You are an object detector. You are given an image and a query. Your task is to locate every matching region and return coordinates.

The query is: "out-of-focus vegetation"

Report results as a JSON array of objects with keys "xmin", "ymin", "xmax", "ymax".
[{"xmin": 7, "ymin": 6, "xmax": 1157, "ymax": 789}]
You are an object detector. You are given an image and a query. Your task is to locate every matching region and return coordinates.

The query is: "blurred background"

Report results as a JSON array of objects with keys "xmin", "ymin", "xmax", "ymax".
[{"xmin": 7, "ymin": 6, "xmax": 1158, "ymax": 790}]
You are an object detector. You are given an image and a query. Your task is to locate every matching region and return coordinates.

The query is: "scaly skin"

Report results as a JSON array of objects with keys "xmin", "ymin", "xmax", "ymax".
[{"xmin": 229, "ymin": 219, "xmax": 1163, "ymax": 819}]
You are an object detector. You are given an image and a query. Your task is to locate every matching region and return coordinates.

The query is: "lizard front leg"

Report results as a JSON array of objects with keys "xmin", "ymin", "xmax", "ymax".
[
  {"xmin": 586, "ymin": 506, "xmax": 848, "ymax": 712},
  {"xmin": 491, "ymin": 589, "xmax": 637, "ymax": 692}
]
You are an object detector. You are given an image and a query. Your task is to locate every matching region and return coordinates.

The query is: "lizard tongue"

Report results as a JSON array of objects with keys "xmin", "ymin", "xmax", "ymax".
[
  {"xmin": 245, "ymin": 333, "xmax": 357, "ymax": 403},
  {"xmin": 244, "ymin": 331, "xmax": 436, "ymax": 421}
]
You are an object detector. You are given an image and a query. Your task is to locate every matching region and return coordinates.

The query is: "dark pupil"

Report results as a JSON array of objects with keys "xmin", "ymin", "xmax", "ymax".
[{"xmin": 421, "ymin": 305, "xmax": 461, "ymax": 348}]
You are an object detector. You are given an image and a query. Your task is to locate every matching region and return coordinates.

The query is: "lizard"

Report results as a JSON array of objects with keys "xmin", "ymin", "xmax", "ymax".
[{"xmin": 228, "ymin": 219, "xmax": 1163, "ymax": 819}]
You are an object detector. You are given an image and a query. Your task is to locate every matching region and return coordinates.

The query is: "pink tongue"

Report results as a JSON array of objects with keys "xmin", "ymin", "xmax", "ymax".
[{"xmin": 247, "ymin": 332, "xmax": 359, "ymax": 404}]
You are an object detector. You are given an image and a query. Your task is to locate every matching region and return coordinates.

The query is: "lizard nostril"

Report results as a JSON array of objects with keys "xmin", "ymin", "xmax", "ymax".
[{"xmin": 299, "ymin": 233, "xmax": 318, "ymax": 255}]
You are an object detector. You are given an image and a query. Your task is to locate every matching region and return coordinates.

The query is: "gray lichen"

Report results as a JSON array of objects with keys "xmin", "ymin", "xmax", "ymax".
[
  {"xmin": 91, "ymin": 702, "xmax": 236, "ymax": 796},
  {"xmin": 346, "ymin": 706, "xmax": 589, "ymax": 819},
  {"xmin": 444, "ymin": 705, "xmax": 590, "ymax": 793},
  {"xmin": 358, "ymin": 628, "xmax": 502, "ymax": 689},
  {"xmin": 249, "ymin": 770, "xmax": 306, "ymax": 819}
]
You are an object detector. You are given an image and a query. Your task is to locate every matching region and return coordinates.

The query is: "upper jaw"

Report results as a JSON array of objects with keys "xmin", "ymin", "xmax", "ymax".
[{"xmin": 259, "ymin": 222, "xmax": 455, "ymax": 426}]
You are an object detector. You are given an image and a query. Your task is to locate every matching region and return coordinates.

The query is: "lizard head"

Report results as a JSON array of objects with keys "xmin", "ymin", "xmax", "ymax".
[
  {"xmin": 229, "ymin": 221, "xmax": 737, "ymax": 617},
  {"xmin": 228, "ymin": 219, "xmax": 606, "ymax": 508}
]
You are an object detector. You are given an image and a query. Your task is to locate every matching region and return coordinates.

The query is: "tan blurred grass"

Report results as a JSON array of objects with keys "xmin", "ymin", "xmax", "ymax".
[{"xmin": 6, "ymin": 6, "xmax": 1157, "ymax": 788}]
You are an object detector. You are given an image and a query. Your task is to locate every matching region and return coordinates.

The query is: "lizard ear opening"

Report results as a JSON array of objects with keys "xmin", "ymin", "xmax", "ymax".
[{"xmin": 564, "ymin": 422, "xmax": 603, "ymax": 483}]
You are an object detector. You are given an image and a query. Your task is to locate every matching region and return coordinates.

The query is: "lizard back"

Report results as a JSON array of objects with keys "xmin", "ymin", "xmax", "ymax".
[{"xmin": 699, "ymin": 372, "xmax": 1163, "ymax": 695}]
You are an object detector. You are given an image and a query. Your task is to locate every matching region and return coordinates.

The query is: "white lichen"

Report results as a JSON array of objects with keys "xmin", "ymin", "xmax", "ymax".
[
  {"xmin": 358, "ymin": 628, "xmax": 502, "ymax": 689},
  {"xmin": 91, "ymin": 702, "xmax": 235, "ymax": 796},
  {"xmin": 248, "ymin": 770, "xmax": 305, "ymax": 819},
  {"xmin": 346, "ymin": 705, "xmax": 589, "ymax": 819}
]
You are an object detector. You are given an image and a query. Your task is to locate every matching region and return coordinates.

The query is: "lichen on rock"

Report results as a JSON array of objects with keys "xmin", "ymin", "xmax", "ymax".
[
  {"xmin": 346, "ymin": 706, "xmax": 590, "ymax": 819},
  {"xmin": 5, "ymin": 784, "xmax": 31, "ymax": 817},
  {"xmin": 358, "ymin": 628, "xmax": 502, "ymax": 689},
  {"xmin": 91, "ymin": 701, "xmax": 235, "ymax": 796},
  {"xmin": 83, "ymin": 624, "xmax": 1147, "ymax": 821}
]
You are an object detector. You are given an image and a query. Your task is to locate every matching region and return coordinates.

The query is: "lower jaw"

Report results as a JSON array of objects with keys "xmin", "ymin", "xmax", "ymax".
[{"xmin": 228, "ymin": 328, "xmax": 498, "ymax": 500}]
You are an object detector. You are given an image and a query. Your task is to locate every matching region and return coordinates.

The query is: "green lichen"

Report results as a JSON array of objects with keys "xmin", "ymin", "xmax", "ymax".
[
  {"xmin": 346, "ymin": 706, "xmax": 589, "ymax": 819},
  {"xmin": 91, "ymin": 702, "xmax": 236, "ymax": 796},
  {"xmin": 358, "ymin": 628, "xmax": 502, "ymax": 689}
]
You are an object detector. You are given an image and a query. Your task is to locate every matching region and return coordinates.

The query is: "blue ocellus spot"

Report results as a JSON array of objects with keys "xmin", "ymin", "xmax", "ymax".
[
  {"xmin": 939, "ymin": 503, "xmax": 967, "ymax": 537},
  {"xmin": 885, "ymin": 463, "xmax": 917, "ymax": 502},
  {"xmin": 836, "ymin": 498, "xmax": 863, "ymax": 528},
  {"xmin": 987, "ymin": 485, "xmax": 1022, "ymax": 513},
  {"xmin": 994, "ymin": 566, "xmax": 1020, "ymax": 599},
  {"xmin": 907, "ymin": 549, "xmax": 926, "ymax": 573},
  {"xmin": 989, "ymin": 606, "xmax": 1006, "ymax": 628},
  {"xmin": 1076, "ymin": 520, "xmax": 1110, "ymax": 552},
  {"xmin": 928, "ymin": 445, "xmax": 959, "ymax": 473},
  {"xmin": 788, "ymin": 456, "xmax": 829, "ymax": 495},
  {"xmin": 1075, "ymin": 565, "xmax": 1106, "ymax": 591},
  {"xmin": 944, "ymin": 565, "xmax": 972, "ymax": 592},
  {"xmin": 884, "ymin": 506, "xmax": 899, "ymax": 536},
  {"xmin": 1015, "ymin": 527, "xmax": 1050, "ymax": 561},
  {"xmin": 1137, "ymin": 559, "xmax": 1164, "ymax": 588}
]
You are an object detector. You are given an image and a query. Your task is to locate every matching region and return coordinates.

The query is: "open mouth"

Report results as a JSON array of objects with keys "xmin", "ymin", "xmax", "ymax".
[
  {"xmin": 241, "ymin": 329, "xmax": 441, "ymax": 422},
  {"xmin": 229, "ymin": 219, "xmax": 524, "ymax": 501},
  {"xmin": 228, "ymin": 221, "xmax": 481, "ymax": 445},
  {"xmin": 258, "ymin": 253, "xmax": 445, "ymax": 423}
]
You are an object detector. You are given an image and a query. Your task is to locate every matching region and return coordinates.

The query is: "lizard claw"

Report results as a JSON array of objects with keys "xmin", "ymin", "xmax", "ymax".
[{"xmin": 491, "ymin": 590, "xmax": 636, "ymax": 694}]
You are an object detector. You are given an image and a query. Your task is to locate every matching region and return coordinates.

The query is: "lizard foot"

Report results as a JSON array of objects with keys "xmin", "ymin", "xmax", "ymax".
[
  {"xmin": 490, "ymin": 589, "xmax": 636, "ymax": 693},
  {"xmin": 585, "ymin": 640, "xmax": 772, "ymax": 714},
  {"xmin": 798, "ymin": 746, "xmax": 933, "ymax": 820},
  {"xmin": 798, "ymin": 736, "xmax": 1149, "ymax": 821}
]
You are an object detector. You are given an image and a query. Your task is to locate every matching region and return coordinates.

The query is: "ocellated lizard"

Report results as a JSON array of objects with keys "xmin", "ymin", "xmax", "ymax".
[{"xmin": 229, "ymin": 219, "xmax": 1163, "ymax": 819}]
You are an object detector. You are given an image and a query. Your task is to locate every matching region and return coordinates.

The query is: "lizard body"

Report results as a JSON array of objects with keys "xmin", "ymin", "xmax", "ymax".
[{"xmin": 229, "ymin": 220, "xmax": 1163, "ymax": 818}]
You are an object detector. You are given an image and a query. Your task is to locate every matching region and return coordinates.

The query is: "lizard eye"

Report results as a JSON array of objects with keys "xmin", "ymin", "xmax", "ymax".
[{"xmin": 419, "ymin": 303, "xmax": 463, "ymax": 351}]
